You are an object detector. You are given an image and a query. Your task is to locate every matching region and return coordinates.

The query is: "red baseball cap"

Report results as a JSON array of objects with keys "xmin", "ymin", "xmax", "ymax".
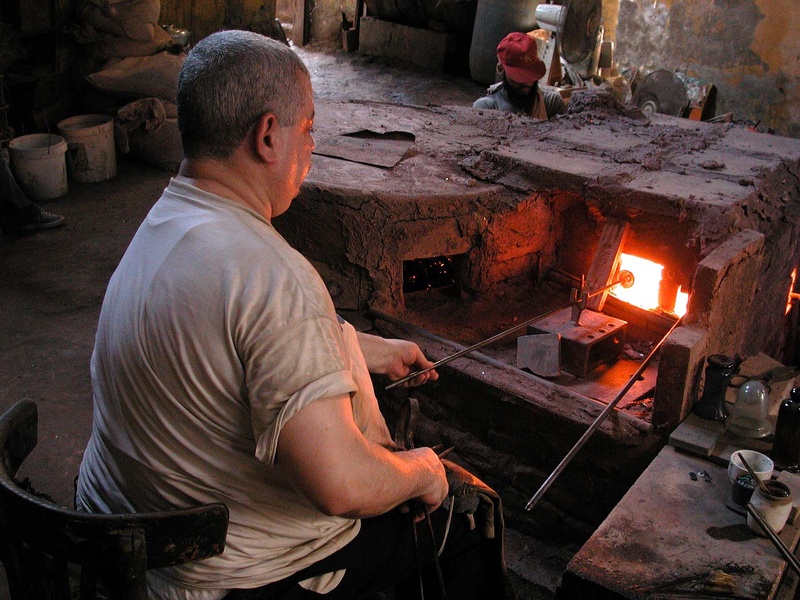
[{"xmin": 497, "ymin": 32, "xmax": 546, "ymax": 85}]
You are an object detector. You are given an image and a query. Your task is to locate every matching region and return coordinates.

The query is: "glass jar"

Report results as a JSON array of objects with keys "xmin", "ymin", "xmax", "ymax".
[
  {"xmin": 727, "ymin": 380, "xmax": 771, "ymax": 439},
  {"xmin": 730, "ymin": 474, "xmax": 756, "ymax": 507},
  {"xmin": 747, "ymin": 480, "xmax": 793, "ymax": 535}
]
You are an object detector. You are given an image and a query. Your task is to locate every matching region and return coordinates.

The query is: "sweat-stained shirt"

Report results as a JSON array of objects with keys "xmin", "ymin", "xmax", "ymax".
[{"xmin": 76, "ymin": 177, "xmax": 394, "ymax": 599}]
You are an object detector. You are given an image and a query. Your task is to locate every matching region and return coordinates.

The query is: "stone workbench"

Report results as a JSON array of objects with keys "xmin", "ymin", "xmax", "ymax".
[
  {"xmin": 558, "ymin": 445, "xmax": 800, "ymax": 599},
  {"xmin": 558, "ymin": 358, "xmax": 800, "ymax": 599}
]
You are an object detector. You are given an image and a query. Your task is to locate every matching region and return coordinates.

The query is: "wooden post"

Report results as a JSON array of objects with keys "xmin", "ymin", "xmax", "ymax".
[
  {"xmin": 547, "ymin": 38, "xmax": 562, "ymax": 87},
  {"xmin": 293, "ymin": 0, "xmax": 312, "ymax": 46},
  {"xmin": 586, "ymin": 218, "xmax": 630, "ymax": 311}
]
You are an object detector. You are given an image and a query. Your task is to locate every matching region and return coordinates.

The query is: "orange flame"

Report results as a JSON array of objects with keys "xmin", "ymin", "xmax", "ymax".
[
  {"xmin": 674, "ymin": 287, "xmax": 689, "ymax": 317},
  {"xmin": 610, "ymin": 254, "xmax": 687, "ymax": 317}
]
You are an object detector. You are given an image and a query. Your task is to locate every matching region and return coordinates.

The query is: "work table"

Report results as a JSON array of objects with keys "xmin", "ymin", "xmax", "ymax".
[{"xmin": 559, "ymin": 444, "xmax": 800, "ymax": 598}]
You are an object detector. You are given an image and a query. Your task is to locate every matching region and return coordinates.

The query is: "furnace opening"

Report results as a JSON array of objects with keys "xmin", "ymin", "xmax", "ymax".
[{"xmin": 403, "ymin": 255, "xmax": 461, "ymax": 293}]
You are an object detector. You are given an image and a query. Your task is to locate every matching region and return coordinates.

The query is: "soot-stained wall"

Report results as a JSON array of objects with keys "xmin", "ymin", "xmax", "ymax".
[{"xmin": 614, "ymin": 0, "xmax": 800, "ymax": 139}]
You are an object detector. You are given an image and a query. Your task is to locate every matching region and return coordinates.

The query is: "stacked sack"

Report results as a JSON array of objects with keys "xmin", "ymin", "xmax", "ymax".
[{"xmin": 73, "ymin": 0, "xmax": 185, "ymax": 171}]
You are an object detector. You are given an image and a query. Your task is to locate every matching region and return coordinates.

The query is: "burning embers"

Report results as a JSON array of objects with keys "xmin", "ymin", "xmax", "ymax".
[{"xmin": 403, "ymin": 256, "xmax": 458, "ymax": 293}]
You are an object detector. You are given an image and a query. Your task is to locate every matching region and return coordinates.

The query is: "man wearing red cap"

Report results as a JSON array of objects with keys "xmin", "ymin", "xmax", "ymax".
[{"xmin": 473, "ymin": 32, "xmax": 566, "ymax": 121}]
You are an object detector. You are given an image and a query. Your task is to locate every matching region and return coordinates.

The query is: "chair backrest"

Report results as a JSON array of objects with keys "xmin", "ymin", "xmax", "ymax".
[{"xmin": 0, "ymin": 399, "xmax": 230, "ymax": 600}]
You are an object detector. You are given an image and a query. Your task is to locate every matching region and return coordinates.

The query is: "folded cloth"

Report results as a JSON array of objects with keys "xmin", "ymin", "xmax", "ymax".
[
  {"xmin": 115, "ymin": 98, "xmax": 183, "ymax": 171},
  {"xmin": 441, "ymin": 458, "xmax": 516, "ymax": 599},
  {"xmin": 116, "ymin": 96, "xmax": 167, "ymax": 134},
  {"xmin": 392, "ymin": 397, "xmax": 515, "ymax": 598}
]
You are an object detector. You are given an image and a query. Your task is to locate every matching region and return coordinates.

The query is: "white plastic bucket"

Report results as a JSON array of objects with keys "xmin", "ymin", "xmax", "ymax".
[
  {"xmin": 57, "ymin": 114, "xmax": 117, "ymax": 183},
  {"xmin": 8, "ymin": 133, "xmax": 68, "ymax": 200}
]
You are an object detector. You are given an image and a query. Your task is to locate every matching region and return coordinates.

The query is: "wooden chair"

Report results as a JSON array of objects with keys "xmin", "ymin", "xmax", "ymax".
[{"xmin": 0, "ymin": 399, "xmax": 230, "ymax": 600}]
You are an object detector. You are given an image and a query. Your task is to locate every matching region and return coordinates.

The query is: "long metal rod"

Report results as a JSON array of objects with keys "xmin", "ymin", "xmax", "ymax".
[
  {"xmin": 746, "ymin": 502, "xmax": 800, "ymax": 576},
  {"xmin": 383, "ymin": 298, "xmax": 580, "ymax": 389},
  {"xmin": 524, "ymin": 315, "xmax": 683, "ymax": 511},
  {"xmin": 382, "ymin": 272, "xmax": 633, "ymax": 390},
  {"xmin": 372, "ymin": 308, "xmax": 555, "ymax": 377}
]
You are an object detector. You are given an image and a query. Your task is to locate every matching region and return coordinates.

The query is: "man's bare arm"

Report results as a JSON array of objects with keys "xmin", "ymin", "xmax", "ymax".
[{"xmin": 277, "ymin": 394, "xmax": 447, "ymax": 518}]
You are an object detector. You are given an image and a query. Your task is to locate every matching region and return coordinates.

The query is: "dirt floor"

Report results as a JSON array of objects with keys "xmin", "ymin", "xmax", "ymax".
[{"xmin": 0, "ymin": 41, "xmax": 573, "ymax": 599}]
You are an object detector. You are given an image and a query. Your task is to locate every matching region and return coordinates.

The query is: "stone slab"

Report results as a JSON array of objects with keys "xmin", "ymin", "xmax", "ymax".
[
  {"xmin": 307, "ymin": 99, "xmax": 800, "ymax": 225},
  {"xmin": 560, "ymin": 445, "xmax": 800, "ymax": 599},
  {"xmin": 516, "ymin": 333, "xmax": 561, "ymax": 378},
  {"xmin": 669, "ymin": 412, "xmax": 726, "ymax": 457}
]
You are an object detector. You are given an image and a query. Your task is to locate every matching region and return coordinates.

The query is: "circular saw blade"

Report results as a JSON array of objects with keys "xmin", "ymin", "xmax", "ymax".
[
  {"xmin": 560, "ymin": 0, "xmax": 602, "ymax": 65},
  {"xmin": 633, "ymin": 70, "xmax": 689, "ymax": 117}
]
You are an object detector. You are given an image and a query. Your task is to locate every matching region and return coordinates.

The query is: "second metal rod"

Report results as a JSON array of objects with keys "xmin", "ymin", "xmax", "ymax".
[
  {"xmin": 383, "ymin": 298, "xmax": 580, "ymax": 390},
  {"xmin": 384, "ymin": 271, "xmax": 634, "ymax": 390},
  {"xmin": 524, "ymin": 315, "xmax": 683, "ymax": 511}
]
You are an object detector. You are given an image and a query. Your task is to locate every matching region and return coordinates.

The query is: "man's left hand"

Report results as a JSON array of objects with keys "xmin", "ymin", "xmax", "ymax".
[{"xmin": 356, "ymin": 333, "xmax": 438, "ymax": 387}]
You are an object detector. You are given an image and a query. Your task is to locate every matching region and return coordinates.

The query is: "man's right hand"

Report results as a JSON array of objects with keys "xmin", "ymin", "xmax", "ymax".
[
  {"xmin": 276, "ymin": 395, "xmax": 449, "ymax": 519},
  {"xmin": 405, "ymin": 446, "xmax": 449, "ymax": 516}
]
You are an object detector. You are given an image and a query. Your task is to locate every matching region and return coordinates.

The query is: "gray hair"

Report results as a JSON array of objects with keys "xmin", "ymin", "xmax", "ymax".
[{"xmin": 177, "ymin": 30, "xmax": 311, "ymax": 159}]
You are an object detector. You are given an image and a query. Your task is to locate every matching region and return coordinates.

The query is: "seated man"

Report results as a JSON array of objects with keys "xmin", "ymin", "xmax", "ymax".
[
  {"xmin": 77, "ymin": 29, "xmax": 510, "ymax": 600},
  {"xmin": 473, "ymin": 31, "xmax": 567, "ymax": 121}
]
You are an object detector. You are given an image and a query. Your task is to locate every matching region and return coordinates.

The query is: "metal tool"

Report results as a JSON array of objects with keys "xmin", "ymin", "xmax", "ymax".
[
  {"xmin": 384, "ymin": 270, "xmax": 634, "ymax": 390},
  {"xmin": 437, "ymin": 446, "xmax": 455, "ymax": 460},
  {"xmin": 525, "ymin": 314, "xmax": 683, "ymax": 511},
  {"xmin": 395, "ymin": 398, "xmax": 448, "ymax": 600},
  {"xmin": 746, "ymin": 502, "xmax": 800, "ymax": 576},
  {"xmin": 570, "ymin": 270, "xmax": 634, "ymax": 325}
]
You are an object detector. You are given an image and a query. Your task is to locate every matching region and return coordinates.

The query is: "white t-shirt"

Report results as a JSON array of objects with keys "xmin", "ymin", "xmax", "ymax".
[{"xmin": 77, "ymin": 177, "xmax": 393, "ymax": 598}]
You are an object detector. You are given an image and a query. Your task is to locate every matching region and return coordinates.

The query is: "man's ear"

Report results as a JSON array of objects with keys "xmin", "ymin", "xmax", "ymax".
[{"xmin": 254, "ymin": 112, "xmax": 279, "ymax": 163}]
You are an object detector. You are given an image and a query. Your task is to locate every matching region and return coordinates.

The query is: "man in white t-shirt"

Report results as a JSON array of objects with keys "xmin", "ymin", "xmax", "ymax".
[{"xmin": 77, "ymin": 30, "xmax": 507, "ymax": 599}]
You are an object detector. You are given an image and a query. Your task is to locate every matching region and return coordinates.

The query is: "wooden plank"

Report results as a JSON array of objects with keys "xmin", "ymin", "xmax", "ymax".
[
  {"xmin": 586, "ymin": 217, "xmax": 629, "ymax": 311},
  {"xmin": 293, "ymin": 0, "xmax": 311, "ymax": 46}
]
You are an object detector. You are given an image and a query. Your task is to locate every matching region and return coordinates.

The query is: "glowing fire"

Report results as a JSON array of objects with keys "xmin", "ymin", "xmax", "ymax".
[
  {"xmin": 789, "ymin": 268, "xmax": 798, "ymax": 315},
  {"xmin": 675, "ymin": 287, "xmax": 689, "ymax": 316},
  {"xmin": 610, "ymin": 254, "xmax": 688, "ymax": 317}
]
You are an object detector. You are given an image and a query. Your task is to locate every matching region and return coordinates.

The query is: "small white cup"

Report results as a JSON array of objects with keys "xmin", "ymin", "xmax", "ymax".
[{"xmin": 728, "ymin": 450, "xmax": 773, "ymax": 483}]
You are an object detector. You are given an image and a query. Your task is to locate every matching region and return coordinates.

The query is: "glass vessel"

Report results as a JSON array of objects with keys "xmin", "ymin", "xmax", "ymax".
[
  {"xmin": 693, "ymin": 354, "xmax": 736, "ymax": 421},
  {"xmin": 726, "ymin": 380, "xmax": 771, "ymax": 439},
  {"xmin": 771, "ymin": 387, "xmax": 800, "ymax": 472}
]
